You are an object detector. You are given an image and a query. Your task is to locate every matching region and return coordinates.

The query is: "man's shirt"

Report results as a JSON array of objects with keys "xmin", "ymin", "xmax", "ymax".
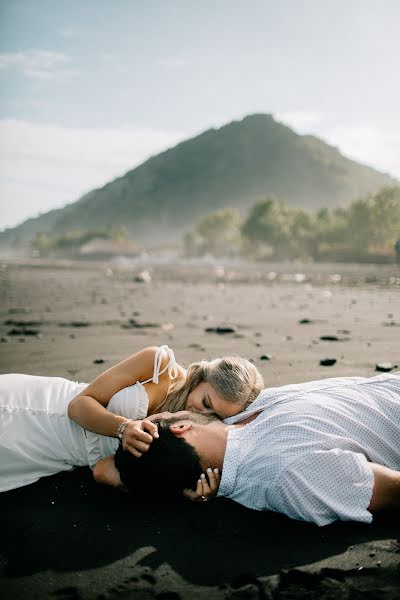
[{"xmin": 218, "ymin": 373, "xmax": 400, "ymax": 526}]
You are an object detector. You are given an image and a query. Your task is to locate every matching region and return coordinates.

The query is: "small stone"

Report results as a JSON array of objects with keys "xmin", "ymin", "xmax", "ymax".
[
  {"xmin": 299, "ymin": 318, "xmax": 313, "ymax": 324},
  {"xmin": 376, "ymin": 362, "xmax": 397, "ymax": 372},
  {"xmin": 0, "ymin": 337, "xmax": 9, "ymax": 343},
  {"xmin": 8, "ymin": 328, "xmax": 41, "ymax": 336},
  {"xmin": 369, "ymin": 552, "xmax": 376, "ymax": 557},
  {"xmin": 134, "ymin": 270, "xmax": 152, "ymax": 283},
  {"xmin": 93, "ymin": 358, "xmax": 105, "ymax": 364},
  {"xmin": 260, "ymin": 354, "xmax": 272, "ymax": 361},
  {"xmin": 205, "ymin": 326, "xmax": 237, "ymax": 334},
  {"xmin": 320, "ymin": 358, "xmax": 337, "ymax": 366}
]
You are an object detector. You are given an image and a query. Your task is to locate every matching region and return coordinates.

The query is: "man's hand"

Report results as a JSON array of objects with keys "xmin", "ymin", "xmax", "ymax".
[
  {"xmin": 122, "ymin": 419, "xmax": 159, "ymax": 457},
  {"xmin": 183, "ymin": 468, "xmax": 221, "ymax": 503}
]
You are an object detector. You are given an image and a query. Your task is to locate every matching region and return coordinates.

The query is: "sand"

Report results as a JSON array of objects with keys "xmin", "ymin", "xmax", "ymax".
[{"xmin": 0, "ymin": 258, "xmax": 399, "ymax": 599}]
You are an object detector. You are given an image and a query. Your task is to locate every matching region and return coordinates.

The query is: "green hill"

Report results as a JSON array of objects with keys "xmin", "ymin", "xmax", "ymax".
[{"xmin": 1, "ymin": 114, "xmax": 396, "ymax": 251}]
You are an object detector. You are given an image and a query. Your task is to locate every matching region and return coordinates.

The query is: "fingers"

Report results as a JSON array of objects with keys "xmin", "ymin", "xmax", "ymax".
[
  {"xmin": 125, "ymin": 422, "xmax": 153, "ymax": 444},
  {"xmin": 122, "ymin": 419, "xmax": 159, "ymax": 456},
  {"xmin": 124, "ymin": 439, "xmax": 151, "ymax": 454},
  {"xmin": 204, "ymin": 467, "xmax": 221, "ymax": 497},
  {"xmin": 182, "ymin": 468, "xmax": 221, "ymax": 502},
  {"xmin": 127, "ymin": 446, "xmax": 145, "ymax": 458},
  {"xmin": 141, "ymin": 419, "xmax": 159, "ymax": 439}
]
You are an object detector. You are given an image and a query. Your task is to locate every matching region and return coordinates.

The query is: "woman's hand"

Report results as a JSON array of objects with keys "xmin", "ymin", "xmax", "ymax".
[
  {"xmin": 122, "ymin": 419, "xmax": 159, "ymax": 457},
  {"xmin": 183, "ymin": 468, "xmax": 221, "ymax": 503}
]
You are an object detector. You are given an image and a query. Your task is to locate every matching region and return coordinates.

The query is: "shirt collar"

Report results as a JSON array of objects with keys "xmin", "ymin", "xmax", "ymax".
[{"xmin": 217, "ymin": 427, "xmax": 243, "ymax": 498}]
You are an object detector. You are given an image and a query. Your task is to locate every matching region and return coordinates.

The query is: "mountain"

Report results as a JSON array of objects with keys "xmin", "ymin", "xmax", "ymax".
[{"xmin": 1, "ymin": 114, "xmax": 397, "ymax": 250}]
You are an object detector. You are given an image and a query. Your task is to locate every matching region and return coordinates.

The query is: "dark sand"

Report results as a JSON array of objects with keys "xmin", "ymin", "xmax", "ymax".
[{"xmin": 0, "ymin": 259, "xmax": 399, "ymax": 599}]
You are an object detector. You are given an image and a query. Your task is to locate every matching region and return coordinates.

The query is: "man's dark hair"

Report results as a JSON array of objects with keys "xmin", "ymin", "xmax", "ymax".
[{"xmin": 114, "ymin": 420, "xmax": 202, "ymax": 499}]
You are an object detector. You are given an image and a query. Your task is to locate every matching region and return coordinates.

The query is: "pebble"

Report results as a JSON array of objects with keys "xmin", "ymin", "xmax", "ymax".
[
  {"xmin": 121, "ymin": 318, "xmax": 159, "ymax": 329},
  {"xmin": 5, "ymin": 319, "xmax": 43, "ymax": 327},
  {"xmin": 0, "ymin": 337, "xmax": 9, "ymax": 343},
  {"xmin": 205, "ymin": 326, "xmax": 237, "ymax": 334},
  {"xmin": 260, "ymin": 354, "xmax": 272, "ymax": 361},
  {"xmin": 376, "ymin": 362, "xmax": 398, "ymax": 372},
  {"xmin": 299, "ymin": 318, "xmax": 313, "ymax": 324},
  {"xmin": 93, "ymin": 358, "xmax": 105, "ymax": 364},
  {"xmin": 7, "ymin": 328, "xmax": 41, "ymax": 336},
  {"xmin": 320, "ymin": 358, "xmax": 337, "ymax": 366},
  {"xmin": 134, "ymin": 270, "xmax": 152, "ymax": 283}
]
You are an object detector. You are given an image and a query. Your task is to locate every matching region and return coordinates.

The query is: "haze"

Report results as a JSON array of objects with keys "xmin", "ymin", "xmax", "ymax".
[{"xmin": 1, "ymin": 0, "xmax": 399, "ymax": 230}]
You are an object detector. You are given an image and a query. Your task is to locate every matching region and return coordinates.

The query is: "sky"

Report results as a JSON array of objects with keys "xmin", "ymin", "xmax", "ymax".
[{"xmin": 1, "ymin": 0, "xmax": 399, "ymax": 231}]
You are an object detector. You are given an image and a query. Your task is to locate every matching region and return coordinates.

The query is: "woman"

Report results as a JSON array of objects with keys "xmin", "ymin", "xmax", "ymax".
[{"xmin": 0, "ymin": 345, "xmax": 263, "ymax": 497}]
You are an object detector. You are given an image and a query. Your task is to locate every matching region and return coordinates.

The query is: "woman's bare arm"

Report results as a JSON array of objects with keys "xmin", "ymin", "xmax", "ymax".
[{"xmin": 67, "ymin": 346, "xmax": 169, "ymax": 437}]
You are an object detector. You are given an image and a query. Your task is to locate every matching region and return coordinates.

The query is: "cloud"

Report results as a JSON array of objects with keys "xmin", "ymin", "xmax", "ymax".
[
  {"xmin": 0, "ymin": 50, "xmax": 76, "ymax": 81},
  {"xmin": 0, "ymin": 119, "xmax": 185, "ymax": 230},
  {"xmin": 155, "ymin": 58, "xmax": 189, "ymax": 69}
]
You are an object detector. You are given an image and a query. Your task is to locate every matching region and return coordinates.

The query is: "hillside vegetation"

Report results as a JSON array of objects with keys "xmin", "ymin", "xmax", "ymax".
[
  {"xmin": 0, "ymin": 114, "xmax": 396, "ymax": 252},
  {"xmin": 184, "ymin": 186, "xmax": 400, "ymax": 262}
]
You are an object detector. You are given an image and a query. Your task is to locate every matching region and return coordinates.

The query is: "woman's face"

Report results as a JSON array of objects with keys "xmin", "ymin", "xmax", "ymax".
[{"xmin": 185, "ymin": 381, "xmax": 243, "ymax": 419}]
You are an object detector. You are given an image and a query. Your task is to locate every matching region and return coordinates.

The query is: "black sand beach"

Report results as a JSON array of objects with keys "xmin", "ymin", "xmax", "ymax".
[{"xmin": 0, "ymin": 259, "xmax": 399, "ymax": 599}]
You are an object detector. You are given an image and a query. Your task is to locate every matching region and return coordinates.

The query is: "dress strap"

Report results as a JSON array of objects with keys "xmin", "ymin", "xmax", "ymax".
[{"xmin": 140, "ymin": 345, "xmax": 179, "ymax": 385}]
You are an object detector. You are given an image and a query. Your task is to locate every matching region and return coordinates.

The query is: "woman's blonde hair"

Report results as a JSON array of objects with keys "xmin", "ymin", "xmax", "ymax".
[{"xmin": 158, "ymin": 356, "xmax": 264, "ymax": 414}]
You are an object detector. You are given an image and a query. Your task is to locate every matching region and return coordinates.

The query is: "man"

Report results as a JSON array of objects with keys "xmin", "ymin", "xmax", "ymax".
[{"xmin": 111, "ymin": 372, "xmax": 400, "ymax": 526}]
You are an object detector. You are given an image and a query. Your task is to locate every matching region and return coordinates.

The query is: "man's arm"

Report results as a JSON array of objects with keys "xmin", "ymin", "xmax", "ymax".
[{"xmin": 368, "ymin": 463, "xmax": 400, "ymax": 513}]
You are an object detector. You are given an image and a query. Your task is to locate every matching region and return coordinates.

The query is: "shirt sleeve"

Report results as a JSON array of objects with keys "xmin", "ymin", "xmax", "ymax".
[{"xmin": 268, "ymin": 449, "xmax": 375, "ymax": 526}]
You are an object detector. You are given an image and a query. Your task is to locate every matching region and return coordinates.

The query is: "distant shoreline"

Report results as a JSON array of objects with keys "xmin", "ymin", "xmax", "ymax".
[{"xmin": 1, "ymin": 257, "xmax": 399, "ymax": 288}]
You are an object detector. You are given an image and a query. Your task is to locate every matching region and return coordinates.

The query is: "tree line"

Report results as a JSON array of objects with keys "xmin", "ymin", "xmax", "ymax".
[
  {"xmin": 183, "ymin": 186, "xmax": 400, "ymax": 262},
  {"xmin": 32, "ymin": 226, "xmax": 128, "ymax": 255}
]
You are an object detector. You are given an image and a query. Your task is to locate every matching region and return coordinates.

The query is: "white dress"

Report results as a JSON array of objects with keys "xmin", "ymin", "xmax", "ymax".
[{"xmin": 0, "ymin": 345, "xmax": 178, "ymax": 493}]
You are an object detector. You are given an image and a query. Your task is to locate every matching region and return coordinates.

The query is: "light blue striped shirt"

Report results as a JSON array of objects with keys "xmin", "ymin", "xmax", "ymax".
[{"xmin": 219, "ymin": 373, "xmax": 400, "ymax": 525}]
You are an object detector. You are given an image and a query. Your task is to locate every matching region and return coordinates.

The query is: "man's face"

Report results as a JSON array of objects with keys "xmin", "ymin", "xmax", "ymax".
[{"xmin": 152, "ymin": 410, "xmax": 227, "ymax": 470}]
